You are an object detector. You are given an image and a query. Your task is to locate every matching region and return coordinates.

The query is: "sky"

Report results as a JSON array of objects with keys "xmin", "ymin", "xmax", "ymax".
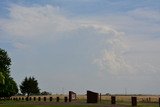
[{"xmin": 0, "ymin": 0, "xmax": 160, "ymax": 95}]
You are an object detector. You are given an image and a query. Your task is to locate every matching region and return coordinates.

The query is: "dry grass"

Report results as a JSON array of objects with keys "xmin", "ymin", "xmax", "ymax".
[
  {"xmin": 1, "ymin": 95, "xmax": 159, "ymax": 107},
  {"xmin": 11, "ymin": 94, "xmax": 160, "ymax": 103}
]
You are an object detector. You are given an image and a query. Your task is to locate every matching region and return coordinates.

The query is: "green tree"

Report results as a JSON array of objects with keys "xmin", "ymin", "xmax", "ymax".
[
  {"xmin": 0, "ymin": 72, "xmax": 5, "ymax": 84},
  {"xmin": 0, "ymin": 48, "xmax": 11, "ymax": 77},
  {"xmin": 0, "ymin": 77, "xmax": 18, "ymax": 97},
  {"xmin": 41, "ymin": 91, "xmax": 52, "ymax": 95},
  {"xmin": 20, "ymin": 77, "xmax": 40, "ymax": 97},
  {"xmin": 0, "ymin": 48, "xmax": 18, "ymax": 98}
]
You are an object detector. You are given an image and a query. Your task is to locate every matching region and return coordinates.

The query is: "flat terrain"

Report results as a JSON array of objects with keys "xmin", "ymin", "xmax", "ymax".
[
  {"xmin": 0, "ymin": 101, "xmax": 159, "ymax": 107},
  {"xmin": 0, "ymin": 95, "xmax": 159, "ymax": 107},
  {"xmin": 0, "ymin": 101, "xmax": 127, "ymax": 107}
]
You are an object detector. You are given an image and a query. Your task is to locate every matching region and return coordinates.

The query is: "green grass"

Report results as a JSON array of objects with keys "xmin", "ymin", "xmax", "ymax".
[
  {"xmin": 0, "ymin": 100, "xmax": 159, "ymax": 107},
  {"xmin": 0, "ymin": 105, "xmax": 92, "ymax": 107},
  {"xmin": 0, "ymin": 105, "xmax": 159, "ymax": 107}
]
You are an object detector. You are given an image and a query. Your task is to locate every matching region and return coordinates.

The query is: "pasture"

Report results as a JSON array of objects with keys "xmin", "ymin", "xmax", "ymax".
[{"xmin": 0, "ymin": 94, "xmax": 159, "ymax": 107}]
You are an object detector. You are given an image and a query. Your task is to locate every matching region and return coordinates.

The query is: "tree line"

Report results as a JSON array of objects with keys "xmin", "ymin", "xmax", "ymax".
[{"xmin": 0, "ymin": 48, "xmax": 45, "ymax": 98}]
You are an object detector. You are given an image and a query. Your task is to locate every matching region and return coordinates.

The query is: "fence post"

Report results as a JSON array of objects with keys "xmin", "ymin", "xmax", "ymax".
[
  {"xmin": 33, "ymin": 97, "xmax": 36, "ymax": 101},
  {"xmin": 56, "ymin": 97, "xmax": 60, "ymax": 102},
  {"xmin": 26, "ymin": 97, "xmax": 28, "ymax": 101},
  {"xmin": 132, "ymin": 97, "xmax": 137, "ymax": 106},
  {"xmin": 99, "ymin": 93, "xmax": 101, "ymax": 102},
  {"xmin": 69, "ymin": 91, "xmax": 71, "ymax": 102},
  {"xmin": 29, "ymin": 97, "xmax": 32, "ymax": 101},
  {"xmin": 111, "ymin": 96, "xmax": 116, "ymax": 104},
  {"xmin": 44, "ymin": 97, "xmax": 46, "ymax": 101},
  {"xmin": 38, "ymin": 97, "xmax": 41, "ymax": 101},
  {"xmin": 159, "ymin": 98, "xmax": 160, "ymax": 107},
  {"xmin": 50, "ymin": 97, "xmax": 52, "ymax": 101},
  {"xmin": 64, "ymin": 97, "xmax": 68, "ymax": 102}
]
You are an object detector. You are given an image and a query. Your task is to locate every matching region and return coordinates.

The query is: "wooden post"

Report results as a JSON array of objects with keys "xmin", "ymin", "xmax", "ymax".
[
  {"xmin": 34, "ymin": 97, "xmax": 36, "ymax": 101},
  {"xmin": 50, "ymin": 97, "xmax": 52, "ymax": 101},
  {"xmin": 159, "ymin": 98, "xmax": 160, "ymax": 107},
  {"xmin": 111, "ymin": 96, "xmax": 116, "ymax": 104},
  {"xmin": 38, "ymin": 97, "xmax": 41, "ymax": 101},
  {"xmin": 64, "ymin": 97, "xmax": 68, "ymax": 102},
  {"xmin": 99, "ymin": 93, "xmax": 101, "ymax": 102},
  {"xmin": 56, "ymin": 97, "xmax": 59, "ymax": 102},
  {"xmin": 44, "ymin": 97, "xmax": 46, "ymax": 101},
  {"xmin": 132, "ymin": 97, "xmax": 137, "ymax": 106},
  {"xmin": 26, "ymin": 97, "xmax": 28, "ymax": 101},
  {"xmin": 69, "ymin": 91, "xmax": 72, "ymax": 102}
]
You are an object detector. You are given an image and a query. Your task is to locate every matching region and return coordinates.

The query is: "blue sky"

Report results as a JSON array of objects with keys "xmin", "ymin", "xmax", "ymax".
[{"xmin": 0, "ymin": 0, "xmax": 160, "ymax": 94}]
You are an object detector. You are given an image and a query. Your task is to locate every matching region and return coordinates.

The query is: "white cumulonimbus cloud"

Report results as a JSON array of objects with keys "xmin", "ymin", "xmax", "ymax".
[
  {"xmin": 1, "ymin": 5, "xmax": 131, "ymax": 74},
  {"xmin": 0, "ymin": 5, "xmax": 135, "ymax": 75},
  {"xmin": 89, "ymin": 25, "xmax": 130, "ymax": 74}
]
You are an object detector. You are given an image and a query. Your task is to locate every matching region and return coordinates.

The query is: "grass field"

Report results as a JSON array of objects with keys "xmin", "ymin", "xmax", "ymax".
[
  {"xmin": 0, "ymin": 105, "xmax": 95, "ymax": 107},
  {"xmin": 0, "ymin": 104, "xmax": 159, "ymax": 107},
  {"xmin": 0, "ymin": 106, "xmax": 94, "ymax": 107},
  {"xmin": 0, "ymin": 95, "xmax": 159, "ymax": 107},
  {"xmin": 0, "ymin": 101, "xmax": 159, "ymax": 107}
]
